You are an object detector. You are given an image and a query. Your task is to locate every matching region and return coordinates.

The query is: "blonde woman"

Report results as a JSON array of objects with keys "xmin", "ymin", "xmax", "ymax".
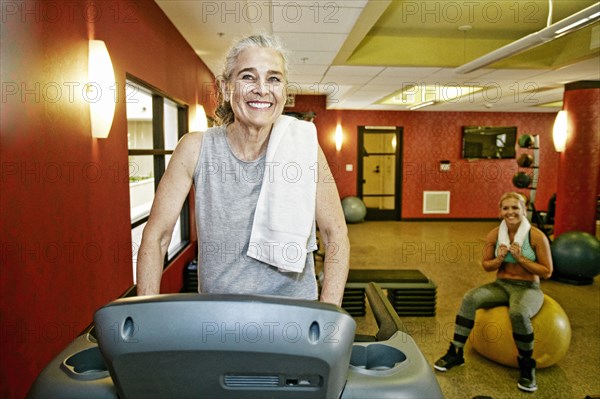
[{"xmin": 434, "ymin": 192, "xmax": 553, "ymax": 392}]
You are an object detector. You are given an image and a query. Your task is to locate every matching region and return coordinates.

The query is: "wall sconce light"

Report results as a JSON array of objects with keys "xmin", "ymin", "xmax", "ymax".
[
  {"xmin": 335, "ymin": 124, "xmax": 343, "ymax": 151},
  {"xmin": 552, "ymin": 110, "xmax": 568, "ymax": 152},
  {"xmin": 88, "ymin": 40, "xmax": 116, "ymax": 138},
  {"xmin": 191, "ymin": 104, "xmax": 208, "ymax": 132}
]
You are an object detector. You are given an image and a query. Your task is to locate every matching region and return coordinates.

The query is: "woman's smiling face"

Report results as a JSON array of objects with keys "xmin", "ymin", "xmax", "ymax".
[
  {"xmin": 226, "ymin": 47, "xmax": 287, "ymax": 131},
  {"xmin": 500, "ymin": 197, "xmax": 526, "ymax": 226}
]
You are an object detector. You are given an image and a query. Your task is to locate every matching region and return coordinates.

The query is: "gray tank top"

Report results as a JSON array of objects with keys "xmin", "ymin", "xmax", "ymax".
[{"xmin": 192, "ymin": 126, "xmax": 318, "ymax": 300}]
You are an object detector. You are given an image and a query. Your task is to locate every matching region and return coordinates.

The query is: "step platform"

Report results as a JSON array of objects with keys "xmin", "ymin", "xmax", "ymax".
[{"xmin": 343, "ymin": 269, "xmax": 436, "ymax": 317}]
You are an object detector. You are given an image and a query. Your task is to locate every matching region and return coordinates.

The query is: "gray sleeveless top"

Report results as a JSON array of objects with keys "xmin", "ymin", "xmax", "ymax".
[{"xmin": 192, "ymin": 126, "xmax": 318, "ymax": 300}]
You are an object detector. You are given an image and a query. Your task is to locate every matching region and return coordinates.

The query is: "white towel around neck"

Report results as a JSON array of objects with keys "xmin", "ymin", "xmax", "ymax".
[
  {"xmin": 497, "ymin": 218, "xmax": 531, "ymax": 247},
  {"xmin": 246, "ymin": 115, "xmax": 318, "ymax": 273}
]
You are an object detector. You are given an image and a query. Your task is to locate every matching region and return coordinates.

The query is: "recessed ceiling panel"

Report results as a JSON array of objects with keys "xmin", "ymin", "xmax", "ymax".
[{"xmin": 346, "ymin": 0, "xmax": 599, "ymax": 69}]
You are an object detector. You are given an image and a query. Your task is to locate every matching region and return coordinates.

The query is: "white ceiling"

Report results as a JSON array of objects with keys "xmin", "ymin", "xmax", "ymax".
[{"xmin": 155, "ymin": 0, "xmax": 600, "ymax": 113}]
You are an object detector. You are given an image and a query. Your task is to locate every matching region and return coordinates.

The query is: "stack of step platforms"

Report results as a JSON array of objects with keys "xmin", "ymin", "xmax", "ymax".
[
  {"xmin": 341, "ymin": 285, "xmax": 367, "ymax": 316},
  {"xmin": 343, "ymin": 269, "xmax": 436, "ymax": 317},
  {"xmin": 181, "ymin": 260, "xmax": 198, "ymax": 293}
]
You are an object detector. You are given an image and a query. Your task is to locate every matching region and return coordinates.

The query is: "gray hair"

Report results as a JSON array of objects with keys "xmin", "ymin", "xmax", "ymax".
[{"xmin": 215, "ymin": 34, "xmax": 289, "ymax": 126}]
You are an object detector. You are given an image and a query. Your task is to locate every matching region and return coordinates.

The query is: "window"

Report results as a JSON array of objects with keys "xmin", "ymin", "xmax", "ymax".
[{"xmin": 126, "ymin": 78, "xmax": 190, "ymax": 282}]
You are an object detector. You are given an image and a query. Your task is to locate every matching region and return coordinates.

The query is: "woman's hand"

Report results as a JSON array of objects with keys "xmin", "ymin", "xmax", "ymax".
[
  {"xmin": 508, "ymin": 242, "xmax": 521, "ymax": 259},
  {"xmin": 497, "ymin": 244, "xmax": 509, "ymax": 261},
  {"xmin": 482, "ymin": 228, "xmax": 505, "ymax": 272}
]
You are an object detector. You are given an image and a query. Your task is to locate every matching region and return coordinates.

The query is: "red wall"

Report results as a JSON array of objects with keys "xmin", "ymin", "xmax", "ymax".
[
  {"xmin": 0, "ymin": 1, "xmax": 214, "ymax": 397},
  {"xmin": 288, "ymin": 95, "xmax": 559, "ymax": 218}
]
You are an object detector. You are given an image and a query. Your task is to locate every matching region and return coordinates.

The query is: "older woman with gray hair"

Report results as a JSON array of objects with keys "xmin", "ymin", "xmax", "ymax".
[{"xmin": 136, "ymin": 35, "xmax": 349, "ymax": 306}]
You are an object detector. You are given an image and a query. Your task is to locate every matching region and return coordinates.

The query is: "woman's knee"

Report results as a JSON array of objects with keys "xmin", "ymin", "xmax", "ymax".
[
  {"xmin": 509, "ymin": 307, "xmax": 531, "ymax": 328},
  {"xmin": 462, "ymin": 287, "xmax": 486, "ymax": 305}
]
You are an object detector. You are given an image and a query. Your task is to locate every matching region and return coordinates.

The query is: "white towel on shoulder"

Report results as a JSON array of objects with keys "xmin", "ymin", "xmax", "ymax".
[
  {"xmin": 247, "ymin": 115, "xmax": 318, "ymax": 273},
  {"xmin": 497, "ymin": 218, "xmax": 531, "ymax": 247}
]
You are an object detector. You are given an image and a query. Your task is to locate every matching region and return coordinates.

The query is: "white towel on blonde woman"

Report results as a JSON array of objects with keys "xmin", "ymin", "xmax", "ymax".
[
  {"xmin": 247, "ymin": 115, "xmax": 318, "ymax": 273},
  {"xmin": 497, "ymin": 218, "xmax": 531, "ymax": 247}
]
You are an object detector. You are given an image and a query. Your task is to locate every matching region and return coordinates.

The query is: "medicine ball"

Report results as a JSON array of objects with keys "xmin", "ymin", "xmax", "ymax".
[
  {"xmin": 512, "ymin": 172, "xmax": 531, "ymax": 188},
  {"xmin": 518, "ymin": 134, "xmax": 534, "ymax": 148},
  {"xmin": 517, "ymin": 153, "xmax": 534, "ymax": 167},
  {"xmin": 341, "ymin": 196, "xmax": 367, "ymax": 223}
]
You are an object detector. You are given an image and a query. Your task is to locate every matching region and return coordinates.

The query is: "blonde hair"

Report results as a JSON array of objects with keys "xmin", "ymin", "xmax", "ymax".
[
  {"xmin": 215, "ymin": 34, "xmax": 288, "ymax": 126},
  {"xmin": 499, "ymin": 192, "xmax": 528, "ymax": 215}
]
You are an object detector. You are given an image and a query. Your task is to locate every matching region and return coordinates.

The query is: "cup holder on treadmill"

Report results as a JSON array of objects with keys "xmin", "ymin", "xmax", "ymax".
[
  {"xmin": 349, "ymin": 344, "xmax": 407, "ymax": 374},
  {"xmin": 60, "ymin": 346, "xmax": 110, "ymax": 381}
]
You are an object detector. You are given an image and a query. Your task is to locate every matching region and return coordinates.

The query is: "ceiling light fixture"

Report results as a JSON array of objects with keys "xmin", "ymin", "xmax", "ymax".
[
  {"xmin": 409, "ymin": 101, "xmax": 436, "ymax": 110},
  {"xmin": 381, "ymin": 84, "xmax": 484, "ymax": 107},
  {"xmin": 455, "ymin": 2, "xmax": 600, "ymax": 74},
  {"xmin": 537, "ymin": 100, "xmax": 564, "ymax": 108}
]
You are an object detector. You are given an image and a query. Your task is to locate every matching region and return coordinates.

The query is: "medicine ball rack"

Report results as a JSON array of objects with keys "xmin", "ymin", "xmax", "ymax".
[{"xmin": 514, "ymin": 134, "xmax": 551, "ymax": 237}]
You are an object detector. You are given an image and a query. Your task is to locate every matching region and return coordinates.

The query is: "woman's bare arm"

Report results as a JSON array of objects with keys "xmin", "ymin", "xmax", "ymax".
[
  {"xmin": 136, "ymin": 132, "xmax": 203, "ymax": 295},
  {"xmin": 315, "ymin": 146, "xmax": 349, "ymax": 306}
]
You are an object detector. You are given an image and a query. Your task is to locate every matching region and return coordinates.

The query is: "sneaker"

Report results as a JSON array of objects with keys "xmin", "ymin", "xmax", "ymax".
[
  {"xmin": 434, "ymin": 343, "xmax": 464, "ymax": 372},
  {"xmin": 517, "ymin": 356, "xmax": 538, "ymax": 392}
]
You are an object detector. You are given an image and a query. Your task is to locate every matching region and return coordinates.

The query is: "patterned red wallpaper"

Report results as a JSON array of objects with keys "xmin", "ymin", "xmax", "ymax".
[{"xmin": 288, "ymin": 95, "xmax": 559, "ymax": 219}]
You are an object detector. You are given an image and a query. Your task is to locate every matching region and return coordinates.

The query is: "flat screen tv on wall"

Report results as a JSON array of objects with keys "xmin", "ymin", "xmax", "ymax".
[{"xmin": 462, "ymin": 126, "xmax": 517, "ymax": 159}]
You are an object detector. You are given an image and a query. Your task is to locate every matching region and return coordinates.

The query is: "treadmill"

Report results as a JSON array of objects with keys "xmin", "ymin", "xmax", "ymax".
[{"xmin": 28, "ymin": 283, "xmax": 443, "ymax": 398}]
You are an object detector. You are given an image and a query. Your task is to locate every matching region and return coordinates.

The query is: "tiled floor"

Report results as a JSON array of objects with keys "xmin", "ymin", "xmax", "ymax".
[{"xmin": 348, "ymin": 221, "xmax": 600, "ymax": 399}]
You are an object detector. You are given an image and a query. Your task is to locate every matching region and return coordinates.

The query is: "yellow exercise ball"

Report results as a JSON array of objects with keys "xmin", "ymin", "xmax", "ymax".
[{"xmin": 469, "ymin": 295, "xmax": 571, "ymax": 368}]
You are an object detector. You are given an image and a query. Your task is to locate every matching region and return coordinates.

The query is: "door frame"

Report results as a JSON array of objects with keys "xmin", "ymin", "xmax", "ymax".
[{"xmin": 357, "ymin": 126, "xmax": 403, "ymax": 221}]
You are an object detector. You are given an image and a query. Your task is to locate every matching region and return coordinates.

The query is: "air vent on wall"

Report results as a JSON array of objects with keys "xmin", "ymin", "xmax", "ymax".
[{"xmin": 423, "ymin": 191, "xmax": 450, "ymax": 214}]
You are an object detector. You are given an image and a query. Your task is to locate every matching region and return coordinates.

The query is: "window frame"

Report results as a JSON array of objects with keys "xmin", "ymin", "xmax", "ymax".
[{"xmin": 126, "ymin": 74, "xmax": 191, "ymax": 266}]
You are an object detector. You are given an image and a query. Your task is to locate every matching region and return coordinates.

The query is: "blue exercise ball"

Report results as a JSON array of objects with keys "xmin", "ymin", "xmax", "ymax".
[
  {"xmin": 551, "ymin": 231, "xmax": 600, "ymax": 282},
  {"xmin": 341, "ymin": 196, "xmax": 367, "ymax": 223}
]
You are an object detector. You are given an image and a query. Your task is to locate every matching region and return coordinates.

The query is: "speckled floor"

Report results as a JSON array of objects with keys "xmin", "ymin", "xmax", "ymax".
[{"xmin": 348, "ymin": 221, "xmax": 600, "ymax": 399}]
